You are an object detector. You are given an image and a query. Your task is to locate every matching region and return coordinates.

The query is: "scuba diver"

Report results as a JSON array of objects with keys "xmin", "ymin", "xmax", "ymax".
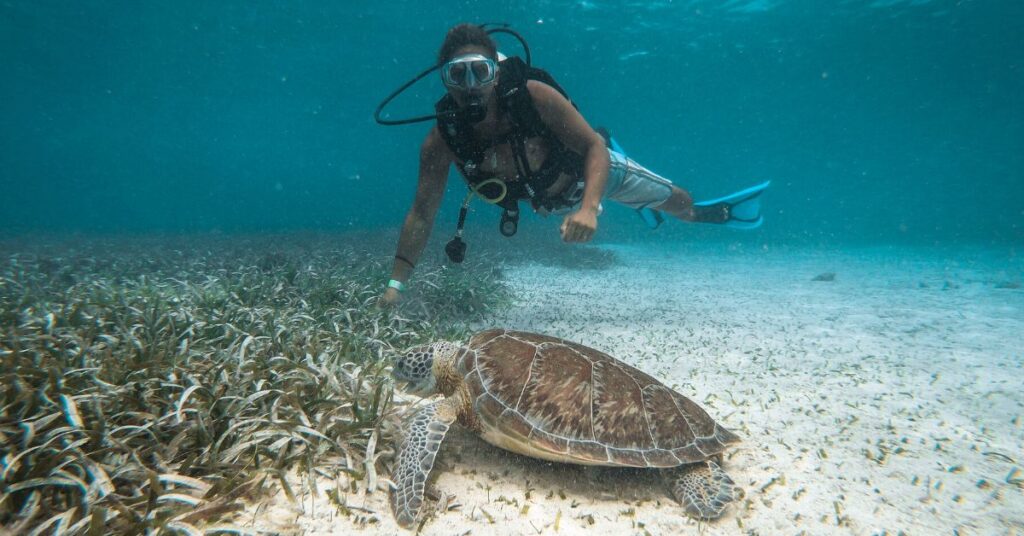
[{"xmin": 376, "ymin": 23, "xmax": 769, "ymax": 305}]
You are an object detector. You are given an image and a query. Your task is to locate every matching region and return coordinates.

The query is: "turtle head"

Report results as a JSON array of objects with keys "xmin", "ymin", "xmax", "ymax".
[{"xmin": 392, "ymin": 341, "xmax": 459, "ymax": 397}]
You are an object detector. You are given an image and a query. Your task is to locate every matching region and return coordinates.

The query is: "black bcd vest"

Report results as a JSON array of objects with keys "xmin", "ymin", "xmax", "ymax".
[{"xmin": 435, "ymin": 57, "xmax": 584, "ymax": 211}]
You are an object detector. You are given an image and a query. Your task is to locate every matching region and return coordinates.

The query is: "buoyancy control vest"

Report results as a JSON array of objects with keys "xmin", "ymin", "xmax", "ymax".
[{"xmin": 434, "ymin": 56, "xmax": 585, "ymax": 213}]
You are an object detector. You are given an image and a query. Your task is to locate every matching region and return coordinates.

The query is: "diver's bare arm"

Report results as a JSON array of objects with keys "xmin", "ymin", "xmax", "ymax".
[
  {"xmin": 527, "ymin": 80, "xmax": 609, "ymax": 214},
  {"xmin": 390, "ymin": 128, "xmax": 451, "ymax": 282}
]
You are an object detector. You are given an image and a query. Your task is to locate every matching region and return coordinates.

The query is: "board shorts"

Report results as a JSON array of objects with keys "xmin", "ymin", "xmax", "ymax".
[{"xmin": 539, "ymin": 148, "xmax": 675, "ymax": 216}]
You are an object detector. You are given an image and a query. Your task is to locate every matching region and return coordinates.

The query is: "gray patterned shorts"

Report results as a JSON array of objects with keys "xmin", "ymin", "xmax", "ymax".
[{"xmin": 540, "ymin": 149, "xmax": 675, "ymax": 215}]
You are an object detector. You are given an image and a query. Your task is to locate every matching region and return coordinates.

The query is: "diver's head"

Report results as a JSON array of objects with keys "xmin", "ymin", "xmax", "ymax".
[
  {"xmin": 438, "ymin": 23, "xmax": 498, "ymax": 68},
  {"xmin": 439, "ymin": 24, "xmax": 499, "ymax": 120}
]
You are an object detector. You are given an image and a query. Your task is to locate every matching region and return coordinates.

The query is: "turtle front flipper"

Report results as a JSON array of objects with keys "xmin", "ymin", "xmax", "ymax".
[
  {"xmin": 669, "ymin": 460, "xmax": 738, "ymax": 520},
  {"xmin": 390, "ymin": 397, "xmax": 459, "ymax": 528}
]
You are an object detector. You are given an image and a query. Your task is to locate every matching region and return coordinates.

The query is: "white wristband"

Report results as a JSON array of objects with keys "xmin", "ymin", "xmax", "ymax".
[{"xmin": 387, "ymin": 279, "xmax": 406, "ymax": 292}]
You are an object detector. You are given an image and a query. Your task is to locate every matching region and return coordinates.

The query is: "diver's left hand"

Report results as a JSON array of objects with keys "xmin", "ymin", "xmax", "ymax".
[{"xmin": 560, "ymin": 208, "xmax": 598, "ymax": 243}]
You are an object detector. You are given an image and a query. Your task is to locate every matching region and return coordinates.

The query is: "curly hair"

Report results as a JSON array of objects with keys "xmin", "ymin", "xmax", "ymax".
[{"xmin": 437, "ymin": 23, "xmax": 497, "ymax": 64}]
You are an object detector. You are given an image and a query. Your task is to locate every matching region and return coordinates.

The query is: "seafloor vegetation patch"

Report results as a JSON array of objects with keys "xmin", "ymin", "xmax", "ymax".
[{"xmin": 0, "ymin": 233, "xmax": 510, "ymax": 534}]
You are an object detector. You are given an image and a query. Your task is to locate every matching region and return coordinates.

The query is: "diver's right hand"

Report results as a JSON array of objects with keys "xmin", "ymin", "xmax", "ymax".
[{"xmin": 379, "ymin": 287, "xmax": 402, "ymax": 307}]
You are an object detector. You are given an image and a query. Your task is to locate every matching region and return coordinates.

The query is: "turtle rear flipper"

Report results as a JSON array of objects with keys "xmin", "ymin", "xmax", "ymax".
[
  {"xmin": 390, "ymin": 398, "xmax": 459, "ymax": 528},
  {"xmin": 669, "ymin": 460, "xmax": 737, "ymax": 520}
]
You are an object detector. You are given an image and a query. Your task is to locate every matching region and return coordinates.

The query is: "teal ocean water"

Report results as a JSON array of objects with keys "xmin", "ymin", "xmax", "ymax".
[
  {"xmin": 2, "ymin": 4, "xmax": 1024, "ymax": 534},
  {"xmin": 1, "ymin": 1, "xmax": 1021, "ymax": 245}
]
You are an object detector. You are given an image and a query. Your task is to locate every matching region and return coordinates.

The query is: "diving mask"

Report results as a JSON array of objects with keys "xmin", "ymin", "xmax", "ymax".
[{"xmin": 441, "ymin": 54, "xmax": 498, "ymax": 90}]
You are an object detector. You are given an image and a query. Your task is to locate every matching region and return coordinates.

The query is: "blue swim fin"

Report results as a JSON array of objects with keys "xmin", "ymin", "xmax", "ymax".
[
  {"xmin": 596, "ymin": 127, "xmax": 664, "ymax": 230},
  {"xmin": 693, "ymin": 181, "xmax": 771, "ymax": 229},
  {"xmin": 637, "ymin": 203, "xmax": 665, "ymax": 229},
  {"xmin": 608, "ymin": 136, "xmax": 626, "ymax": 155}
]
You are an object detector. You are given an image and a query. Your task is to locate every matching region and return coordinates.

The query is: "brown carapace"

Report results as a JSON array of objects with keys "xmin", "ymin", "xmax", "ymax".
[{"xmin": 389, "ymin": 329, "xmax": 741, "ymax": 529}]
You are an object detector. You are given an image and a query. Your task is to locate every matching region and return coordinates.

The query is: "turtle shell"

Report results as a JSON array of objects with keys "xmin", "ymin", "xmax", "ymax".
[{"xmin": 455, "ymin": 329, "xmax": 740, "ymax": 468}]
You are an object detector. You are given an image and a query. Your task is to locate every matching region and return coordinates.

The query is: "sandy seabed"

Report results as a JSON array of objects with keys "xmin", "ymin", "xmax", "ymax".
[{"xmin": 241, "ymin": 242, "xmax": 1024, "ymax": 535}]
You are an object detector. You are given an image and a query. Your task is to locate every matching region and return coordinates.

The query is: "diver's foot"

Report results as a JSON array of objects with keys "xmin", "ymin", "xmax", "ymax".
[{"xmin": 691, "ymin": 202, "xmax": 731, "ymax": 224}]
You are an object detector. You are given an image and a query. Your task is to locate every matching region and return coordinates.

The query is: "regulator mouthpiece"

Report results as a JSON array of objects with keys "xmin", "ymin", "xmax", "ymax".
[{"xmin": 459, "ymin": 100, "xmax": 487, "ymax": 124}]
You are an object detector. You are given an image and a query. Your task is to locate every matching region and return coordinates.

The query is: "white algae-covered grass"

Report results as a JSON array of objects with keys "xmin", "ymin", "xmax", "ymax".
[{"xmin": 0, "ymin": 234, "xmax": 510, "ymax": 534}]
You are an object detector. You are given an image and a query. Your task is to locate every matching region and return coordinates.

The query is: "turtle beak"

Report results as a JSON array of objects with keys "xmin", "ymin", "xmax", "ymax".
[
  {"xmin": 392, "ymin": 374, "xmax": 418, "ymax": 394},
  {"xmin": 391, "ymin": 370, "xmax": 425, "ymax": 396},
  {"xmin": 405, "ymin": 380, "xmax": 433, "ymax": 397},
  {"xmin": 398, "ymin": 376, "xmax": 437, "ymax": 398},
  {"xmin": 404, "ymin": 382, "xmax": 425, "ymax": 396}
]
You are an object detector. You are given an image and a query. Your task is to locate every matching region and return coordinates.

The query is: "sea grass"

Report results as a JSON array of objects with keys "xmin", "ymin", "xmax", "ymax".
[{"xmin": 0, "ymin": 233, "xmax": 510, "ymax": 533}]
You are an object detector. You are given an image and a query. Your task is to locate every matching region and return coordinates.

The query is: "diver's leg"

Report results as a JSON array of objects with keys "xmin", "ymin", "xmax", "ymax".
[
  {"xmin": 654, "ymin": 186, "xmax": 730, "ymax": 223},
  {"xmin": 606, "ymin": 154, "xmax": 723, "ymax": 223},
  {"xmin": 653, "ymin": 186, "xmax": 695, "ymax": 221},
  {"xmin": 604, "ymin": 155, "xmax": 677, "ymax": 214}
]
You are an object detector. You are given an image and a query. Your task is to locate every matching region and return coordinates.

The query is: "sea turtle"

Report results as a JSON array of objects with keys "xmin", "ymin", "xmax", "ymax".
[{"xmin": 389, "ymin": 329, "xmax": 741, "ymax": 528}]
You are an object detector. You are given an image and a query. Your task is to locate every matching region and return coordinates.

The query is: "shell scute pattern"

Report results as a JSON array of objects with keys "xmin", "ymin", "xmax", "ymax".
[
  {"xmin": 514, "ymin": 342, "xmax": 594, "ymax": 440},
  {"xmin": 498, "ymin": 408, "xmax": 535, "ymax": 440},
  {"xmin": 644, "ymin": 448, "xmax": 684, "ymax": 466},
  {"xmin": 566, "ymin": 440, "xmax": 609, "ymax": 462},
  {"xmin": 527, "ymin": 426, "xmax": 571, "ymax": 455},
  {"xmin": 464, "ymin": 330, "xmax": 737, "ymax": 468},
  {"xmin": 607, "ymin": 446, "xmax": 647, "ymax": 466},
  {"xmin": 643, "ymin": 384, "xmax": 694, "ymax": 449},
  {"xmin": 473, "ymin": 394, "xmax": 508, "ymax": 428},
  {"xmin": 591, "ymin": 360, "xmax": 654, "ymax": 451}
]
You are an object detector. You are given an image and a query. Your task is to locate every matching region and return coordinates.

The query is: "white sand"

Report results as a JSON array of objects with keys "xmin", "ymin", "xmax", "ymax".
[{"xmin": 238, "ymin": 242, "xmax": 1024, "ymax": 535}]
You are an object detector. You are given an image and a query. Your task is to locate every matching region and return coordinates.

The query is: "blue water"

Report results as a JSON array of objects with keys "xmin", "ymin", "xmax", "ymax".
[
  {"xmin": 1, "ymin": 1, "xmax": 1021, "ymax": 245},
  {"xmin": 2, "ymin": 5, "xmax": 1022, "ymax": 533}
]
